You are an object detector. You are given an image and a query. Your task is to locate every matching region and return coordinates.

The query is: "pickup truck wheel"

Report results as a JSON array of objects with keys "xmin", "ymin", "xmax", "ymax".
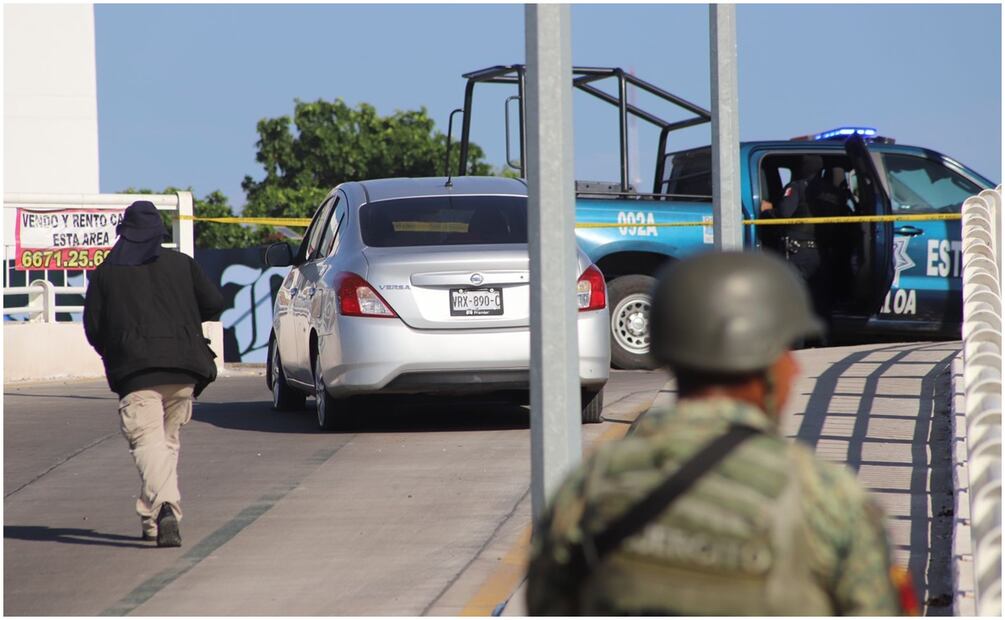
[
  {"xmin": 608, "ymin": 275, "xmax": 658, "ymax": 370},
  {"xmin": 269, "ymin": 336, "xmax": 306, "ymax": 411}
]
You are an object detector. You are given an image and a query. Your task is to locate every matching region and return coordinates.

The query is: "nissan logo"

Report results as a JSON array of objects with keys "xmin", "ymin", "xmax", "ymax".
[{"xmin": 470, "ymin": 273, "xmax": 484, "ymax": 285}]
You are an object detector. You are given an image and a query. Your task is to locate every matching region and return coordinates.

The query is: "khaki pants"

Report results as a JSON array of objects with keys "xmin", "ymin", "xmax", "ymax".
[{"xmin": 118, "ymin": 384, "xmax": 194, "ymax": 536}]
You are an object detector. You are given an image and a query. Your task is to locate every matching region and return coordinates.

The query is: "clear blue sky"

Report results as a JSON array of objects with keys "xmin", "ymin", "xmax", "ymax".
[{"xmin": 95, "ymin": 3, "xmax": 1001, "ymax": 209}]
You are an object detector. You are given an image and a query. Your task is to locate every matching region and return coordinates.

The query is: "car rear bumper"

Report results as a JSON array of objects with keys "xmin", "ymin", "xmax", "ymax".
[
  {"xmin": 382, "ymin": 370, "xmax": 530, "ymax": 394},
  {"xmin": 317, "ymin": 309, "xmax": 610, "ymax": 396}
]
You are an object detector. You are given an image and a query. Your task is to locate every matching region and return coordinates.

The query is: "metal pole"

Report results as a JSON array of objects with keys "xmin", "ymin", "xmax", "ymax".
[
  {"xmin": 525, "ymin": 3, "xmax": 581, "ymax": 524},
  {"xmin": 518, "ymin": 68, "xmax": 528, "ymax": 179},
  {"xmin": 710, "ymin": 4, "xmax": 743, "ymax": 250},
  {"xmin": 458, "ymin": 80, "xmax": 475, "ymax": 176},
  {"xmin": 628, "ymin": 67, "xmax": 642, "ymax": 193},
  {"xmin": 617, "ymin": 70, "xmax": 630, "ymax": 193},
  {"xmin": 175, "ymin": 191, "xmax": 195, "ymax": 257}
]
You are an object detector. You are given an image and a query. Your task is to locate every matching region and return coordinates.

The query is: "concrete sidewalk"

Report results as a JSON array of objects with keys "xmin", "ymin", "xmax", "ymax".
[{"xmin": 496, "ymin": 341, "xmax": 959, "ymax": 616}]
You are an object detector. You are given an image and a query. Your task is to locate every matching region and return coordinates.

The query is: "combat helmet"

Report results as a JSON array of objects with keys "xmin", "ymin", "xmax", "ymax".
[{"xmin": 649, "ymin": 251, "xmax": 822, "ymax": 373}]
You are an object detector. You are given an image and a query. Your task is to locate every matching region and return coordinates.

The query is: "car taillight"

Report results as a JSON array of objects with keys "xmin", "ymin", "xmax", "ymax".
[
  {"xmin": 577, "ymin": 265, "xmax": 607, "ymax": 312},
  {"xmin": 336, "ymin": 272, "xmax": 398, "ymax": 318}
]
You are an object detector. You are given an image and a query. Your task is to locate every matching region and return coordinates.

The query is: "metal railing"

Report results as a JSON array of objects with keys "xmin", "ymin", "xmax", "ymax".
[
  {"xmin": 957, "ymin": 185, "xmax": 1002, "ymax": 616},
  {"xmin": 3, "ymin": 192, "xmax": 193, "ymax": 322},
  {"xmin": 1, "ymin": 281, "xmax": 87, "ymax": 323}
]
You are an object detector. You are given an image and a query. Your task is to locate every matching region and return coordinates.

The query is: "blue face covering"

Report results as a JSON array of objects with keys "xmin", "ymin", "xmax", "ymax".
[{"xmin": 104, "ymin": 235, "xmax": 163, "ymax": 266}]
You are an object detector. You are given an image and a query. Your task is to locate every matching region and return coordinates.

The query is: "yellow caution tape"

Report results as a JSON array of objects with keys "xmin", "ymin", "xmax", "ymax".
[
  {"xmin": 178, "ymin": 212, "xmax": 960, "ymax": 229},
  {"xmin": 575, "ymin": 212, "xmax": 962, "ymax": 229},
  {"xmin": 177, "ymin": 215, "xmax": 312, "ymax": 227},
  {"xmin": 742, "ymin": 212, "xmax": 961, "ymax": 226}
]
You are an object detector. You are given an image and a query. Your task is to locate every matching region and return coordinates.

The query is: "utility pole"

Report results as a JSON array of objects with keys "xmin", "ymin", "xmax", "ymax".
[
  {"xmin": 710, "ymin": 4, "xmax": 743, "ymax": 250},
  {"xmin": 525, "ymin": 3, "xmax": 582, "ymax": 523}
]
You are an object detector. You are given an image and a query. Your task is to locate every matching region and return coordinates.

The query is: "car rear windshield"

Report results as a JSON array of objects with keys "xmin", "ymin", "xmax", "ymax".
[{"xmin": 360, "ymin": 195, "xmax": 528, "ymax": 247}]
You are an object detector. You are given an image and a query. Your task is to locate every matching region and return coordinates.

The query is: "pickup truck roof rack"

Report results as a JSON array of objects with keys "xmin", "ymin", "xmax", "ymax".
[{"xmin": 456, "ymin": 65, "xmax": 711, "ymax": 195}]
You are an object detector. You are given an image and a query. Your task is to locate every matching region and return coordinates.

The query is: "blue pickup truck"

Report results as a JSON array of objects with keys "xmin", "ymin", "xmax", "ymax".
[{"xmin": 454, "ymin": 65, "xmax": 996, "ymax": 369}]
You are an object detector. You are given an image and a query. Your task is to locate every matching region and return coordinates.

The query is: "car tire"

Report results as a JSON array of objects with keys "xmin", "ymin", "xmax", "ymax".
[
  {"xmin": 582, "ymin": 387, "xmax": 604, "ymax": 424},
  {"xmin": 313, "ymin": 352, "xmax": 354, "ymax": 432},
  {"xmin": 269, "ymin": 336, "xmax": 306, "ymax": 411},
  {"xmin": 608, "ymin": 275, "xmax": 658, "ymax": 370}
]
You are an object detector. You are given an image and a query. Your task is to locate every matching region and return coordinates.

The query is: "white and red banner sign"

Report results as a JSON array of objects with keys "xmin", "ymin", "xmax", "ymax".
[{"xmin": 14, "ymin": 208, "xmax": 124, "ymax": 270}]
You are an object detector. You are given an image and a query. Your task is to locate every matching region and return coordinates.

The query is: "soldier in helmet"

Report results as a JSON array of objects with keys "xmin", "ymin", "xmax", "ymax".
[{"xmin": 526, "ymin": 251, "xmax": 908, "ymax": 615}]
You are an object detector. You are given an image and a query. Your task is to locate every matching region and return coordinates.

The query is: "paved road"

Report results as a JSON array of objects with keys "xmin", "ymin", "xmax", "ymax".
[{"xmin": 4, "ymin": 368, "xmax": 668, "ymax": 615}]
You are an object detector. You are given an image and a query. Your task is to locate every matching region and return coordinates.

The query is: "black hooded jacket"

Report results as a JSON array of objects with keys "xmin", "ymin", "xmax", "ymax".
[{"xmin": 84, "ymin": 249, "xmax": 225, "ymax": 397}]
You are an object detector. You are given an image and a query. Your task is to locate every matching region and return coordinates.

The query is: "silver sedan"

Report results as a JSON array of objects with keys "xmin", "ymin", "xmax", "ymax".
[{"xmin": 265, "ymin": 176, "xmax": 611, "ymax": 431}]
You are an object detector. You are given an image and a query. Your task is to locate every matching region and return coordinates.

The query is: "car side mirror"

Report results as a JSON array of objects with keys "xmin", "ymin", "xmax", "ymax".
[{"xmin": 264, "ymin": 242, "xmax": 294, "ymax": 267}]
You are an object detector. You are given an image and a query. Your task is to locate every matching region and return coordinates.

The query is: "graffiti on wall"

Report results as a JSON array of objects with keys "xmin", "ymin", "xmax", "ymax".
[
  {"xmin": 195, "ymin": 248, "xmax": 289, "ymax": 363},
  {"xmin": 219, "ymin": 264, "xmax": 288, "ymax": 362}
]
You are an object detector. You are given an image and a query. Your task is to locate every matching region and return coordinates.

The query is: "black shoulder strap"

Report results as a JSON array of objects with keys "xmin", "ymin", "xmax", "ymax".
[{"xmin": 572, "ymin": 424, "xmax": 761, "ymax": 574}]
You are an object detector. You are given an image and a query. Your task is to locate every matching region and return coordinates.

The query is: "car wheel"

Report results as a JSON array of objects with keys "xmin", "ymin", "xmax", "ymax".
[
  {"xmin": 582, "ymin": 387, "xmax": 604, "ymax": 424},
  {"xmin": 313, "ymin": 352, "xmax": 354, "ymax": 432},
  {"xmin": 608, "ymin": 275, "xmax": 658, "ymax": 370},
  {"xmin": 269, "ymin": 336, "xmax": 305, "ymax": 411}
]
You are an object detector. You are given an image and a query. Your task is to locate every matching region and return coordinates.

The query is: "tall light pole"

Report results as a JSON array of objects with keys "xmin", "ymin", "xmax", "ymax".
[
  {"xmin": 710, "ymin": 4, "xmax": 743, "ymax": 250},
  {"xmin": 525, "ymin": 3, "xmax": 582, "ymax": 523}
]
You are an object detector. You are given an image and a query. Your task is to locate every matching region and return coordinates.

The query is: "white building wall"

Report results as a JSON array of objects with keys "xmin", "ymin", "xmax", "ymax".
[{"xmin": 4, "ymin": 3, "xmax": 99, "ymax": 194}]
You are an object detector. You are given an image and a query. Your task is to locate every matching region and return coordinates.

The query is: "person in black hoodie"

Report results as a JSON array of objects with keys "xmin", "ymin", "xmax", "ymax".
[{"xmin": 84, "ymin": 200, "xmax": 224, "ymax": 547}]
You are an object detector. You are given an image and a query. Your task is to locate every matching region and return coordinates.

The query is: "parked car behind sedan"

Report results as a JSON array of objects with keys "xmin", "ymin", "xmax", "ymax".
[{"xmin": 265, "ymin": 176, "xmax": 611, "ymax": 431}]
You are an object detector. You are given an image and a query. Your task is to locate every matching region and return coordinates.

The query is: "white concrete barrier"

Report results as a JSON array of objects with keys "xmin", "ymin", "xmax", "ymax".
[
  {"xmin": 952, "ymin": 189, "xmax": 1002, "ymax": 616},
  {"xmin": 4, "ymin": 321, "xmax": 225, "ymax": 384}
]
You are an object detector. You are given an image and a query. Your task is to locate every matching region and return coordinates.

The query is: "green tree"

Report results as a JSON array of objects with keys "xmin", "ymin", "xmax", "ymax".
[{"xmin": 242, "ymin": 99, "xmax": 493, "ymax": 220}]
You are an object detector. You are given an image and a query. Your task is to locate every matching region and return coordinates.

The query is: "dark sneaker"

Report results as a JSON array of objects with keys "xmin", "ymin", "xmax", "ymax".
[{"xmin": 156, "ymin": 505, "xmax": 181, "ymax": 548}]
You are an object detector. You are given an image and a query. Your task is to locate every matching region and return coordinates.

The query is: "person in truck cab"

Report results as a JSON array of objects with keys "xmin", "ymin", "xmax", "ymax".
[
  {"xmin": 760, "ymin": 155, "xmax": 832, "ymax": 334},
  {"xmin": 811, "ymin": 166, "xmax": 859, "ymax": 299}
]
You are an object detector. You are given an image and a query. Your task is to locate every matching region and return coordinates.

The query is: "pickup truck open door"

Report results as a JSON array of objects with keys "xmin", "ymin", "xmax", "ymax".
[{"xmin": 845, "ymin": 134, "xmax": 895, "ymax": 315}]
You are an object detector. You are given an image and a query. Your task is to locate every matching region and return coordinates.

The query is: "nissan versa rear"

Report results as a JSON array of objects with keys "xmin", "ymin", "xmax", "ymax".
[{"xmin": 265, "ymin": 176, "xmax": 611, "ymax": 431}]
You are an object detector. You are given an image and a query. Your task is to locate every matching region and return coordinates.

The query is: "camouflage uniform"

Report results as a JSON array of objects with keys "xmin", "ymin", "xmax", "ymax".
[{"xmin": 526, "ymin": 397, "xmax": 902, "ymax": 615}]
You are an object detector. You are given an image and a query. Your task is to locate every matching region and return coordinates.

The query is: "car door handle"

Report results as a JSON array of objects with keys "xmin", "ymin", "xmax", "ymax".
[{"xmin": 894, "ymin": 226, "xmax": 924, "ymax": 237}]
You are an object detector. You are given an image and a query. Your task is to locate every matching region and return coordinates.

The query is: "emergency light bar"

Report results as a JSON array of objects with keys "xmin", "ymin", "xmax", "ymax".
[
  {"xmin": 813, "ymin": 126, "xmax": 878, "ymax": 140},
  {"xmin": 790, "ymin": 126, "xmax": 892, "ymax": 143}
]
